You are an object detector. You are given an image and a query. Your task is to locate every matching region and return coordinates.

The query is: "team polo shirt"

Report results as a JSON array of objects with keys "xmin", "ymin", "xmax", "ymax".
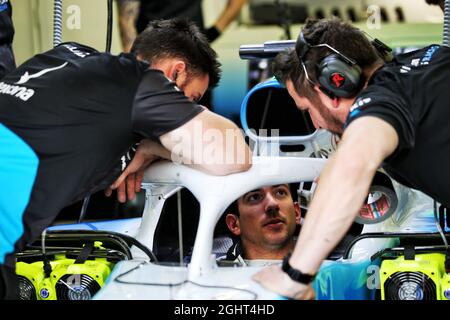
[
  {"xmin": 0, "ymin": 42, "xmax": 203, "ymax": 252},
  {"xmin": 345, "ymin": 45, "xmax": 450, "ymax": 206}
]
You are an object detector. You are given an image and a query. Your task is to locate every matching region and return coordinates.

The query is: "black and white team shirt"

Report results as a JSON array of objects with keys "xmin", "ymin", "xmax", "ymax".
[
  {"xmin": 345, "ymin": 45, "xmax": 450, "ymax": 207},
  {"xmin": 0, "ymin": 42, "xmax": 203, "ymax": 247}
]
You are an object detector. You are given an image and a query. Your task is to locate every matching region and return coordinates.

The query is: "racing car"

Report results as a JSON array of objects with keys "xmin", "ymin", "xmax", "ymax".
[{"xmin": 15, "ymin": 77, "xmax": 450, "ymax": 301}]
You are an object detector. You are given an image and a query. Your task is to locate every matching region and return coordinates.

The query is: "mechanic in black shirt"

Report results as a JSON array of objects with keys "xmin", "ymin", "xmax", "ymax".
[
  {"xmin": 0, "ymin": 0, "xmax": 15, "ymax": 78},
  {"xmin": 253, "ymin": 17, "xmax": 450, "ymax": 299},
  {"xmin": 0, "ymin": 18, "xmax": 251, "ymax": 299},
  {"xmin": 117, "ymin": 0, "xmax": 247, "ymax": 52}
]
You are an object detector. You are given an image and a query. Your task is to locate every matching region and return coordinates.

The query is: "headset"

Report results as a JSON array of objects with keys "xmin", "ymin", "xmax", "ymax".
[{"xmin": 295, "ymin": 31, "xmax": 393, "ymax": 99}]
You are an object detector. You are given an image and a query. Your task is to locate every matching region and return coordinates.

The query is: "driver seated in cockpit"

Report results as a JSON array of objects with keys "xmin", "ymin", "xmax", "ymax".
[
  {"xmin": 217, "ymin": 183, "xmax": 365, "ymax": 266},
  {"xmin": 220, "ymin": 184, "xmax": 301, "ymax": 266}
]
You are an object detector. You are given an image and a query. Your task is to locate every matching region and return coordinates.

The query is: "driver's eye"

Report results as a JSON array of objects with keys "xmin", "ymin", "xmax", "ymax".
[
  {"xmin": 275, "ymin": 189, "xmax": 288, "ymax": 197},
  {"xmin": 246, "ymin": 193, "xmax": 262, "ymax": 203}
]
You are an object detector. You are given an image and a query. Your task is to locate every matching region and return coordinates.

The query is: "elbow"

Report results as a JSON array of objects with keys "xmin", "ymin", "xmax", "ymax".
[
  {"xmin": 202, "ymin": 158, "xmax": 252, "ymax": 176},
  {"xmin": 239, "ymin": 156, "xmax": 252, "ymax": 172},
  {"xmin": 211, "ymin": 143, "xmax": 253, "ymax": 175},
  {"xmin": 229, "ymin": 160, "xmax": 252, "ymax": 175},
  {"xmin": 241, "ymin": 160, "xmax": 252, "ymax": 172},
  {"xmin": 228, "ymin": 146, "xmax": 253, "ymax": 174},
  {"xmin": 211, "ymin": 162, "xmax": 252, "ymax": 176}
]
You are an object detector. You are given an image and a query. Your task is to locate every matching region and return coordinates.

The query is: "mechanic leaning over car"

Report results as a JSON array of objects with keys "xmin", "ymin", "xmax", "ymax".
[
  {"xmin": 0, "ymin": 0, "xmax": 16, "ymax": 79},
  {"xmin": 253, "ymin": 17, "xmax": 450, "ymax": 299},
  {"xmin": 0, "ymin": 18, "xmax": 252, "ymax": 299}
]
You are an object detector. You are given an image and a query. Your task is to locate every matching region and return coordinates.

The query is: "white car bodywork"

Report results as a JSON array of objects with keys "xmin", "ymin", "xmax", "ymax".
[{"xmin": 90, "ymin": 155, "xmax": 432, "ymax": 300}]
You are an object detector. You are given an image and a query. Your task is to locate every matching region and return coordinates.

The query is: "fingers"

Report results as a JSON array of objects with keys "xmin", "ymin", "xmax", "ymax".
[
  {"xmin": 108, "ymin": 173, "xmax": 143, "ymax": 203},
  {"xmin": 110, "ymin": 155, "xmax": 146, "ymax": 190},
  {"xmin": 117, "ymin": 180, "xmax": 127, "ymax": 203},
  {"xmin": 305, "ymin": 287, "xmax": 316, "ymax": 300},
  {"xmin": 126, "ymin": 173, "xmax": 136, "ymax": 201},
  {"xmin": 252, "ymin": 266, "xmax": 313, "ymax": 300},
  {"xmin": 135, "ymin": 170, "xmax": 144, "ymax": 193},
  {"xmin": 104, "ymin": 187, "xmax": 112, "ymax": 197},
  {"xmin": 111, "ymin": 170, "xmax": 128, "ymax": 190}
]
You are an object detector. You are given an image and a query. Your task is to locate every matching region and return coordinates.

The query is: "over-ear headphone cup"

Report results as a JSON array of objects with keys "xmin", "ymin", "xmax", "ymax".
[{"xmin": 317, "ymin": 54, "xmax": 362, "ymax": 98}]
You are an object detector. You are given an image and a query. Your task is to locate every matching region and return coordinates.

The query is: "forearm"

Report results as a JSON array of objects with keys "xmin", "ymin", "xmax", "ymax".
[
  {"xmin": 117, "ymin": 0, "xmax": 140, "ymax": 52},
  {"xmin": 289, "ymin": 116, "xmax": 398, "ymax": 275},
  {"xmin": 251, "ymin": 117, "xmax": 399, "ymax": 299},
  {"xmin": 187, "ymin": 137, "xmax": 252, "ymax": 176},
  {"xmin": 140, "ymin": 139, "xmax": 172, "ymax": 160},
  {"xmin": 214, "ymin": 0, "xmax": 246, "ymax": 32},
  {"xmin": 161, "ymin": 112, "xmax": 252, "ymax": 175},
  {"xmin": 290, "ymin": 149, "xmax": 378, "ymax": 274},
  {"xmin": 171, "ymin": 128, "xmax": 252, "ymax": 175}
]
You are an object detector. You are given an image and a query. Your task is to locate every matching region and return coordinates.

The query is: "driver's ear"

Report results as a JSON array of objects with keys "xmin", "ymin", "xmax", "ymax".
[
  {"xmin": 294, "ymin": 202, "xmax": 301, "ymax": 225},
  {"xmin": 225, "ymin": 213, "xmax": 241, "ymax": 236}
]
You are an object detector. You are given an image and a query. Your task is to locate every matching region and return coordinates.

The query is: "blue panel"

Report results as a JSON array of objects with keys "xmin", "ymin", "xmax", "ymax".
[
  {"xmin": 49, "ymin": 218, "xmax": 141, "ymax": 235},
  {"xmin": 313, "ymin": 259, "xmax": 380, "ymax": 300},
  {"xmin": 0, "ymin": 124, "xmax": 39, "ymax": 264},
  {"xmin": 212, "ymin": 58, "xmax": 248, "ymax": 120}
]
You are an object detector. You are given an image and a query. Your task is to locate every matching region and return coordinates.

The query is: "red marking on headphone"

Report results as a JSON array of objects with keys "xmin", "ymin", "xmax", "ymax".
[{"xmin": 331, "ymin": 73, "xmax": 345, "ymax": 88}]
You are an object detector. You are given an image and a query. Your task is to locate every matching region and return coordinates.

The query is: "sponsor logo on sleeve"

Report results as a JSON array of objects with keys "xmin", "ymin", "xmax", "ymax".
[
  {"xmin": 349, "ymin": 97, "xmax": 372, "ymax": 118},
  {"xmin": 419, "ymin": 45, "xmax": 440, "ymax": 65},
  {"xmin": 62, "ymin": 44, "xmax": 91, "ymax": 58}
]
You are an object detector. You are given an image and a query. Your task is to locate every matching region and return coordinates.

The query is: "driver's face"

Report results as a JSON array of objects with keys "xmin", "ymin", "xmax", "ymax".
[{"xmin": 235, "ymin": 184, "xmax": 300, "ymax": 250}]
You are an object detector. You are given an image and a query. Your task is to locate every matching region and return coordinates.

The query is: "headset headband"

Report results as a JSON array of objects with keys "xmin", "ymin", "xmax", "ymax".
[
  {"xmin": 295, "ymin": 32, "xmax": 357, "ymax": 65},
  {"xmin": 296, "ymin": 32, "xmax": 311, "ymax": 61}
]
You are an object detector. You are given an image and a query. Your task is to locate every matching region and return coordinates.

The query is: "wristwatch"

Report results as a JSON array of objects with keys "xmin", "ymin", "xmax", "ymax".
[{"xmin": 282, "ymin": 253, "xmax": 316, "ymax": 285}]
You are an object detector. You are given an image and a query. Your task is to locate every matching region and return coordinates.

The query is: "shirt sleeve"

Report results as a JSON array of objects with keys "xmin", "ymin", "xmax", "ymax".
[
  {"xmin": 131, "ymin": 69, "xmax": 204, "ymax": 140},
  {"xmin": 344, "ymin": 84, "xmax": 416, "ymax": 156}
]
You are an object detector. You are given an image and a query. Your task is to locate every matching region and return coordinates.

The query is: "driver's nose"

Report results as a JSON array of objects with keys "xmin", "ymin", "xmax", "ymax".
[{"xmin": 264, "ymin": 193, "xmax": 279, "ymax": 216}]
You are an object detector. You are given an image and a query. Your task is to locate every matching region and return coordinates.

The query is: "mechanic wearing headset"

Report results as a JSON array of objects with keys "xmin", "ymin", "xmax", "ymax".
[
  {"xmin": 0, "ymin": 18, "xmax": 251, "ymax": 299},
  {"xmin": 0, "ymin": 0, "xmax": 15, "ymax": 79},
  {"xmin": 253, "ymin": 17, "xmax": 450, "ymax": 299},
  {"xmin": 223, "ymin": 184, "xmax": 301, "ymax": 266}
]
